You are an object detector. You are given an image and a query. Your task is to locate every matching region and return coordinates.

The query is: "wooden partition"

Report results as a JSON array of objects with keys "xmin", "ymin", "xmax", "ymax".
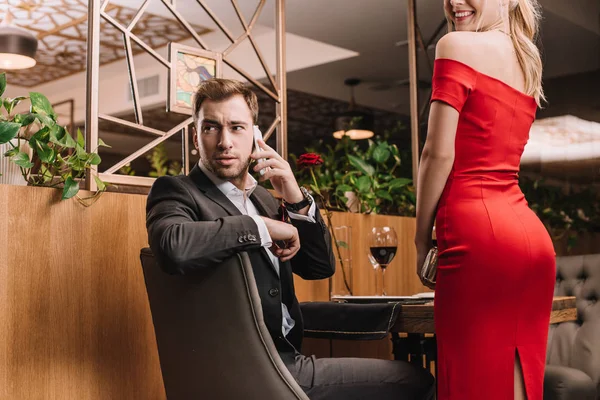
[{"xmin": 0, "ymin": 184, "xmax": 164, "ymax": 400}]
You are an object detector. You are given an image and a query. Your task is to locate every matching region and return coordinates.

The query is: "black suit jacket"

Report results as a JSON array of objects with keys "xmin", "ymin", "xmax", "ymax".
[{"xmin": 146, "ymin": 165, "xmax": 335, "ymax": 363}]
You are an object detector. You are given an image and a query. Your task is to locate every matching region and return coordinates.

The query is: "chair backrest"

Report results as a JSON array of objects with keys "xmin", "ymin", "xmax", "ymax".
[
  {"xmin": 548, "ymin": 254, "xmax": 600, "ymax": 390},
  {"xmin": 140, "ymin": 248, "xmax": 309, "ymax": 400}
]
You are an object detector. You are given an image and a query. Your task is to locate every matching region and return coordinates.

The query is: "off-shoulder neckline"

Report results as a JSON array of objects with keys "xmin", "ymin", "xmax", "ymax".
[{"xmin": 435, "ymin": 58, "xmax": 536, "ymax": 102}]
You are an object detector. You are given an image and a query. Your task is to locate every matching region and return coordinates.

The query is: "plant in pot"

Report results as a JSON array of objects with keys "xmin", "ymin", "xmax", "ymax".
[
  {"xmin": 0, "ymin": 73, "xmax": 109, "ymax": 202},
  {"xmin": 292, "ymin": 133, "xmax": 415, "ymax": 216}
]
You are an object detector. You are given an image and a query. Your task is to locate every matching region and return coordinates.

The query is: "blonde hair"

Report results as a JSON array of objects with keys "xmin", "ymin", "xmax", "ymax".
[
  {"xmin": 508, "ymin": 0, "xmax": 545, "ymax": 106},
  {"xmin": 444, "ymin": 0, "xmax": 545, "ymax": 106}
]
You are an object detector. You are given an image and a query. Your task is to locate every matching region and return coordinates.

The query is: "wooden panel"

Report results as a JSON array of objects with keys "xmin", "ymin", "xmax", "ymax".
[
  {"xmin": 295, "ymin": 211, "xmax": 430, "ymax": 302},
  {"xmin": 0, "ymin": 184, "xmax": 165, "ymax": 400}
]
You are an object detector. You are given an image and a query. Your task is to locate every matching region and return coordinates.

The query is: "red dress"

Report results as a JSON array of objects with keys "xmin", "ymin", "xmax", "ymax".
[{"xmin": 431, "ymin": 58, "xmax": 556, "ymax": 400}]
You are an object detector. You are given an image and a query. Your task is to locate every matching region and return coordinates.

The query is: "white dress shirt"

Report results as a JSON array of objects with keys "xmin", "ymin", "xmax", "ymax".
[{"xmin": 198, "ymin": 162, "xmax": 316, "ymax": 336}]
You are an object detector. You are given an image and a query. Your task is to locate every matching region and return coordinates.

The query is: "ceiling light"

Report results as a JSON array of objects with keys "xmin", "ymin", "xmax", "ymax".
[
  {"xmin": 0, "ymin": 12, "xmax": 38, "ymax": 70},
  {"xmin": 333, "ymin": 78, "xmax": 374, "ymax": 140}
]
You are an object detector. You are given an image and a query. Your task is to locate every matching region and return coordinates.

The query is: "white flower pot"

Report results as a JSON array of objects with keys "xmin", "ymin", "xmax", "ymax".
[{"xmin": 0, "ymin": 139, "xmax": 32, "ymax": 186}]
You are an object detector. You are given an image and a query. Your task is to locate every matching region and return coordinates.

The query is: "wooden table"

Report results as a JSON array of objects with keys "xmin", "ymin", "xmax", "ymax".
[
  {"xmin": 392, "ymin": 296, "xmax": 577, "ymax": 334},
  {"xmin": 390, "ymin": 296, "xmax": 577, "ymax": 366}
]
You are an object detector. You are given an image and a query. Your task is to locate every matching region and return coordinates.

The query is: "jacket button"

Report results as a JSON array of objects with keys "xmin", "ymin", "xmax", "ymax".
[
  {"xmin": 238, "ymin": 236, "xmax": 244, "ymax": 243},
  {"xmin": 268, "ymin": 288, "xmax": 279, "ymax": 297},
  {"xmin": 248, "ymin": 234, "xmax": 256, "ymax": 241}
]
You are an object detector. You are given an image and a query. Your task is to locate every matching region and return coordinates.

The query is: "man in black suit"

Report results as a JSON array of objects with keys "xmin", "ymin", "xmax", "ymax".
[{"xmin": 146, "ymin": 79, "xmax": 434, "ymax": 400}]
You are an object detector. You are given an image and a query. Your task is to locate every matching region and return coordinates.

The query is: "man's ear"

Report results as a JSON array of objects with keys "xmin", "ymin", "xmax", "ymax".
[{"xmin": 192, "ymin": 126, "xmax": 199, "ymax": 150}]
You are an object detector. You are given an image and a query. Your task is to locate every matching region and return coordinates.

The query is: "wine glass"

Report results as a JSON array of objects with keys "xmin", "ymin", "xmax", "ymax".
[{"xmin": 369, "ymin": 227, "xmax": 398, "ymax": 296}]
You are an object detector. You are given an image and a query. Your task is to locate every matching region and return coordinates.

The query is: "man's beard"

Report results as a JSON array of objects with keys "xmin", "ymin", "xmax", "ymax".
[{"xmin": 203, "ymin": 156, "xmax": 251, "ymax": 182}]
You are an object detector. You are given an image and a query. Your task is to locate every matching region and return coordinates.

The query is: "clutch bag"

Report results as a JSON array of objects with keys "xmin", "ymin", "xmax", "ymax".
[{"xmin": 420, "ymin": 246, "xmax": 438, "ymax": 287}]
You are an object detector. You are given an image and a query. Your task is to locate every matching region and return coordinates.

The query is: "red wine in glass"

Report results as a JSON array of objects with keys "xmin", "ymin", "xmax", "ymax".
[
  {"xmin": 368, "ymin": 227, "xmax": 398, "ymax": 295},
  {"xmin": 369, "ymin": 246, "xmax": 397, "ymax": 268}
]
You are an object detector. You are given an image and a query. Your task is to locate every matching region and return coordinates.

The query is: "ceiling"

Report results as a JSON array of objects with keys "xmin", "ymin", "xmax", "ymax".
[
  {"xmin": 2, "ymin": 0, "xmax": 598, "ymax": 114},
  {"xmin": 280, "ymin": 0, "xmax": 600, "ymax": 114},
  {"xmin": 105, "ymin": 0, "xmax": 600, "ymax": 114},
  {"xmin": 0, "ymin": 0, "xmax": 211, "ymax": 86}
]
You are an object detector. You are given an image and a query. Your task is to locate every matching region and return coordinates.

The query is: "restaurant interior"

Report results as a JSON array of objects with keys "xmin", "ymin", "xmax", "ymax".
[{"xmin": 0, "ymin": 0, "xmax": 599, "ymax": 398}]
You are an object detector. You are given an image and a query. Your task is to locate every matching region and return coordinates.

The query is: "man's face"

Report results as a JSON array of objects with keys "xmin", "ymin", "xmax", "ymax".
[{"xmin": 193, "ymin": 95, "xmax": 255, "ymax": 184}]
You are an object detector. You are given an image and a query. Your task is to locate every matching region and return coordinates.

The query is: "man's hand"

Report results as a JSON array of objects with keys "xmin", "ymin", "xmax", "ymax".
[
  {"xmin": 260, "ymin": 217, "xmax": 300, "ymax": 262},
  {"xmin": 251, "ymin": 139, "xmax": 304, "ymax": 205}
]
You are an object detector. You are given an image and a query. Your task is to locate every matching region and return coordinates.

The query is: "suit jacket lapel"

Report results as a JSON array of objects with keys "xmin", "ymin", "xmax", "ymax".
[
  {"xmin": 249, "ymin": 189, "xmax": 283, "ymax": 276},
  {"xmin": 189, "ymin": 165, "xmax": 281, "ymax": 277},
  {"xmin": 188, "ymin": 165, "xmax": 241, "ymax": 217},
  {"xmin": 250, "ymin": 189, "xmax": 279, "ymax": 220}
]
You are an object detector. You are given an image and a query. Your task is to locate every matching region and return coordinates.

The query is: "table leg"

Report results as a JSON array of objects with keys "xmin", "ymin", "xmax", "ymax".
[
  {"xmin": 391, "ymin": 333, "xmax": 428, "ymax": 365},
  {"xmin": 391, "ymin": 332, "xmax": 408, "ymax": 361}
]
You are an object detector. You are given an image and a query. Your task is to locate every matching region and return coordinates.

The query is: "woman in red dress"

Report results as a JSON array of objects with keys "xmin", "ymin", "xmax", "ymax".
[{"xmin": 415, "ymin": 0, "xmax": 555, "ymax": 399}]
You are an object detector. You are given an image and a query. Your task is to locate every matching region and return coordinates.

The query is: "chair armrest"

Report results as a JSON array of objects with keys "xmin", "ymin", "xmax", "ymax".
[
  {"xmin": 299, "ymin": 301, "xmax": 402, "ymax": 340},
  {"xmin": 544, "ymin": 364, "xmax": 597, "ymax": 400}
]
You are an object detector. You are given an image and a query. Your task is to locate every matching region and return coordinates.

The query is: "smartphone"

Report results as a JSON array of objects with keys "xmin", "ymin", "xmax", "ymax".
[{"xmin": 253, "ymin": 125, "xmax": 267, "ymax": 176}]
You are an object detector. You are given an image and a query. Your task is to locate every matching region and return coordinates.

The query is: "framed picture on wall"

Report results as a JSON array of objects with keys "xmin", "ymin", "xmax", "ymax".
[{"xmin": 168, "ymin": 43, "xmax": 222, "ymax": 115}]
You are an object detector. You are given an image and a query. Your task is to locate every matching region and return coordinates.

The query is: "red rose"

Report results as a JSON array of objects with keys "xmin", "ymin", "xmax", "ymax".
[{"xmin": 297, "ymin": 153, "xmax": 324, "ymax": 169}]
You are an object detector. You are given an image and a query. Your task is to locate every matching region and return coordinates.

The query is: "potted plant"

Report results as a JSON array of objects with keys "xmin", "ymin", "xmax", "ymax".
[
  {"xmin": 0, "ymin": 73, "xmax": 108, "ymax": 202},
  {"xmin": 292, "ymin": 133, "xmax": 416, "ymax": 216}
]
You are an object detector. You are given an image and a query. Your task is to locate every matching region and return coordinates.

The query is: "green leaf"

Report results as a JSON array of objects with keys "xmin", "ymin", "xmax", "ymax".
[
  {"xmin": 59, "ymin": 131, "xmax": 77, "ymax": 149},
  {"xmin": 3, "ymin": 147, "xmax": 18, "ymax": 157},
  {"xmin": 389, "ymin": 178, "xmax": 412, "ymax": 190},
  {"xmin": 5, "ymin": 96, "xmax": 27, "ymax": 114},
  {"xmin": 335, "ymin": 184, "xmax": 353, "ymax": 194},
  {"xmin": 376, "ymin": 190, "xmax": 394, "ymax": 201},
  {"xmin": 75, "ymin": 143, "xmax": 88, "ymax": 160},
  {"xmin": 348, "ymin": 154, "xmax": 375, "ymax": 176},
  {"xmin": 69, "ymin": 156, "xmax": 87, "ymax": 172},
  {"xmin": 77, "ymin": 128, "xmax": 85, "ymax": 147},
  {"xmin": 34, "ymin": 140, "xmax": 55, "ymax": 163},
  {"xmin": 0, "ymin": 73, "xmax": 6, "ymax": 97},
  {"xmin": 94, "ymin": 175, "xmax": 106, "ymax": 191},
  {"xmin": 28, "ymin": 127, "xmax": 50, "ymax": 149},
  {"xmin": 62, "ymin": 177, "xmax": 79, "ymax": 200},
  {"xmin": 33, "ymin": 112, "xmax": 55, "ymax": 127},
  {"xmin": 49, "ymin": 124, "xmax": 63, "ymax": 144},
  {"xmin": 89, "ymin": 153, "xmax": 101, "ymax": 165},
  {"xmin": 372, "ymin": 144, "xmax": 391, "ymax": 164},
  {"xmin": 0, "ymin": 122, "xmax": 21, "ymax": 144},
  {"xmin": 11, "ymin": 151, "xmax": 34, "ymax": 168},
  {"xmin": 98, "ymin": 138, "xmax": 111, "ymax": 148},
  {"xmin": 14, "ymin": 113, "xmax": 35, "ymax": 126},
  {"xmin": 356, "ymin": 175, "xmax": 371, "ymax": 193},
  {"xmin": 39, "ymin": 165, "xmax": 53, "ymax": 183},
  {"xmin": 30, "ymin": 92, "xmax": 56, "ymax": 120}
]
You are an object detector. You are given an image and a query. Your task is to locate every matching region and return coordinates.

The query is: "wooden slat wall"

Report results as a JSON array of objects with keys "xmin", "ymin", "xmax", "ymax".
[
  {"xmin": 294, "ymin": 211, "xmax": 431, "ymax": 302},
  {"xmin": 0, "ymin": 184, "xmax": 165, "ymax": 400}
]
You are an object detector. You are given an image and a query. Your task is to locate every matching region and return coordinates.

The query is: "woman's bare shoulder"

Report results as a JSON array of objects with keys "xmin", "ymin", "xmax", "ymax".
[{"xmin": 437, "ymin": 32, "xmax": 503, "ymax": 64}]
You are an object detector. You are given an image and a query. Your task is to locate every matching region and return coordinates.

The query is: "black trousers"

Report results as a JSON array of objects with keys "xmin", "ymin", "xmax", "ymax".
[{"xmin": 287, "ymin": 353, "xmax": 435, "ymax": 400}]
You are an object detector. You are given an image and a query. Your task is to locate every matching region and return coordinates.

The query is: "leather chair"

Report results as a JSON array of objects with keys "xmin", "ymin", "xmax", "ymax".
[
  {"xmin": 544, "ymin": 254, "xmax": 600, "ymax": 400},
  {"xmin": 139, "ymin": 248, "xmax": 309, "ymax": 400}
]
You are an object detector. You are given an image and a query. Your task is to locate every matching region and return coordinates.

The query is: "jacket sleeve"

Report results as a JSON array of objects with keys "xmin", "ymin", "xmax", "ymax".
[
  {"xmin": 288, "ymin": 203, "xmax": 336, "ymax": 280},
  {"xmin": 146, "ymin": 176, "xmax": 262, "ymax": 274}
]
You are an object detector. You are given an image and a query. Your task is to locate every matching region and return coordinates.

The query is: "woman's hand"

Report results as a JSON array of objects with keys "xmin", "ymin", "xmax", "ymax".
[{"xmin": 415, "ymin": 241, "xmax": 436, "ymax": 290}]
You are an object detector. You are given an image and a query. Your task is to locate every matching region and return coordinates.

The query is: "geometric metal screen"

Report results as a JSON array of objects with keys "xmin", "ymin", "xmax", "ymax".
[{"xmin": 85, "ymin": 0, "xmax": 287, "ymax": 190}]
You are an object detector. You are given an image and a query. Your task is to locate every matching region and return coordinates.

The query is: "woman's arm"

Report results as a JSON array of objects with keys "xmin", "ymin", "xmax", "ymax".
[{"xmin": 414, "ymin": 102, "xmax": 458, "ymax": 250}]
